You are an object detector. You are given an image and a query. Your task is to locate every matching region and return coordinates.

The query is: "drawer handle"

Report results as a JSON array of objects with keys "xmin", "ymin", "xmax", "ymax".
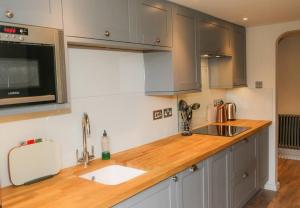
[
  {"xmin": 171, "ymin": 176, "xmax": 178, "ymax": 182},
  {"xmin": 104, "ymin": 30, "xmax": 111, "ymax": 37},
  {"xmin": 155, "ymin": 38, "xmax": 161, "ymax": 44},
  {"xmin": 189, "ymin": 165, "xmax": 198, "ymax": 173},
  {"xmin": 242, "ymin": 172, "xmax": 249, "ymax": 179},
  {"xmin": 5, "ymin": 10, "xmax": 14, "ymax": 18}
]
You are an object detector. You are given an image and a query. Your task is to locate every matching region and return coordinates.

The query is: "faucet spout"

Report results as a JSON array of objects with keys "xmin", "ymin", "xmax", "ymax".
[{"xmin": 77, "ymin": 113, "xmax": 94, "ymax": 167}]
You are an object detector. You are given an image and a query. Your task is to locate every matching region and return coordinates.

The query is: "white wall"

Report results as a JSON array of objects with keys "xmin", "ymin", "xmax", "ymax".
[
  {"xmin": 277, "ymin": 33, "xmax": 300, "ymax": 114},
  {"xmin": 226, "ymin": 20, "xmax": 300, "ymax": 191},
  {"xmin": 0, "ymin": 48, "xmax": 179, "ymax": 187}
]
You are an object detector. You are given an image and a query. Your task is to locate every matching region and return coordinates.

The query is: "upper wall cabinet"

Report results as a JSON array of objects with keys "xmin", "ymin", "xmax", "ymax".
[
  {"xmin": 172, "ymin": 6, "xmax": 200, "ymax": 92},
  {"xmin": 198, "ymin": 17, "xmax": 231, "ymax": 56},
  {"xmin": 0, "ymin": 0, "xmax": 63, "ymax": 28},
  {"xmin": 132, "ymin": 0, "xmax": 172, "ymax": 47},
  {"xmin": 144, "ymin": 5, "xmax": 200, "ymax": 95},
  {"xmin": 62, "ymin": 0, "xmax": 133, "ymax": 43}
]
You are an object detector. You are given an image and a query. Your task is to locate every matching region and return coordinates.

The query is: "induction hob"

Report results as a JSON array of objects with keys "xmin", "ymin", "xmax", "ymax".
[{"xmin": 192, "ymin": 125, "xmax": 250, "ymax": 137}]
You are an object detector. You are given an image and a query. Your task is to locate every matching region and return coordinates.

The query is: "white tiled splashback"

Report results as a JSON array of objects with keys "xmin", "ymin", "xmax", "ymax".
[
  {"xmin": 0, "ymin": 49, "xmax": 179, "ymax": 187},
  {"xmin": 0, "ymin": 50, "xmax": 228, "ymax": 187}
]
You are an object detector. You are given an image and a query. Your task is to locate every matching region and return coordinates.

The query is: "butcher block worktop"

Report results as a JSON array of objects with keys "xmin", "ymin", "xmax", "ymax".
[{"xmin": 1, "ymin": 119, "xmax": 271, "ymax": 208}]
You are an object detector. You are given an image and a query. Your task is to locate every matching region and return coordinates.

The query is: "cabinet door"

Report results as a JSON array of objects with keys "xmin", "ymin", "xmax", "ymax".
[
  {"xmin": 113, "ymin": 177, "xmax": 177, "ymax": 208},
  {"xmin": 232, "ymin": 28, "xmax": 247, "ymax": 87},
  {"xmin": 135, "ymin": 0, "xmax": 172, "ymax": 47},
  {"xmin": 198, "ymin": 18, "xmax": 231, "ymax": 55},
  {"xmin": 62, "ymin": 0, "xmax": 131, "ymax": 42},
  {"xmin": 0, "ymin": 0, "xmax": 62, "ymax": 28},
  {"xmin": 230, "ymin": 137, "xmax": 257, "ymax": 208},
  {"xmin": 177, "ymin": 162, "xmax": 208, "ymax": 208},
  {"xmin": 208, "ymin": 150, "xmax": 230, "ymax": 208},
  {"xmin": 257, "ymin": 128, "xmax": 269, "ymax": 188},
  {"xmin": 173, "ymin": 6, "xmax": 201, "ymax": 92}
]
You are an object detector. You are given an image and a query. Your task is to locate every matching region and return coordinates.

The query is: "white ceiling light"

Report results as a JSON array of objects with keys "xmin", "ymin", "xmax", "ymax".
[{"xmin": 243, "ymin": 17, "xmax": 248, "ymax": 21}]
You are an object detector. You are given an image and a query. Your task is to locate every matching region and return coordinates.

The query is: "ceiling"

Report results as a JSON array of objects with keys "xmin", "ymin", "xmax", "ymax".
[{"xmin": 168, "ymin": 0, "xmax": 300, "ymax": 27}]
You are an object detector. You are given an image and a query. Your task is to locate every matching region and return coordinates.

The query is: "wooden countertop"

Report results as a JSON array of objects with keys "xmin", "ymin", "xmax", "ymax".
[{"xmin": 1, "ymin": 119, "xmax": 271, "ymax": 208}]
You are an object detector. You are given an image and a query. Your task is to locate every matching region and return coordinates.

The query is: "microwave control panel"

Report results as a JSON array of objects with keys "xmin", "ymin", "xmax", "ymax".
[
  {"xmin": 0, "ymin": 25, "xmax": 28, "ymax": 42},
  {"xmin": 0, "ymin": 25, "xmax": 28, "ymax": 35}
]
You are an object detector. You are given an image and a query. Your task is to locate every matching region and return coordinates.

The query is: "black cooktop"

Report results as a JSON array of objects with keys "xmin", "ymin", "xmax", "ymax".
[{"xmin": 192, "ymin": 125, "xmax": 250, "ymax": 137}]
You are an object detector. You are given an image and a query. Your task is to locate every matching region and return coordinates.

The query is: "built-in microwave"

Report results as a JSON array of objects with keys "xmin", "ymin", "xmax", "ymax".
[{"xmin": 0, "ymin": 22, "xmax": 67, "ymax": 107}]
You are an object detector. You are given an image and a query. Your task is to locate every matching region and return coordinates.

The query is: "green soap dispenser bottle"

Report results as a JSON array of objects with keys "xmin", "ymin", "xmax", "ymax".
[{"xmin": 101, "ymin": 130, "xmax": 110, "ymax": 160}]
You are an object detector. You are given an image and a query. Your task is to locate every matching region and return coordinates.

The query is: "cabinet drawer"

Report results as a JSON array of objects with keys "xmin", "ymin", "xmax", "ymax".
[
  {"xmin": 231, "ymin": 136, "xmax": 256, "ymax": 178},
  {"xmin": 231, "ymin": 168, "xmax": 256, "ymax": 208}
]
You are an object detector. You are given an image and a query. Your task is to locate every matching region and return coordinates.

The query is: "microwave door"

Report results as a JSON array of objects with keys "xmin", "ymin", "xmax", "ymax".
[{"xmin": 0, "ymin": 42, "xmax": 56, "ymax": 106}]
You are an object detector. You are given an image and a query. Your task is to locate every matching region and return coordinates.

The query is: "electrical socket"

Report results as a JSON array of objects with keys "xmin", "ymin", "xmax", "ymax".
[
  {"xmin": 255, "ymin": 81, "xmax": 263, "ymax": 88},
  {"xmin": 163, "ymin": 108, "xmax": 172, "ymax": 118},
  {"xmin": 153, "ymin": 110, "xmax": 163, "ymax": 120}
]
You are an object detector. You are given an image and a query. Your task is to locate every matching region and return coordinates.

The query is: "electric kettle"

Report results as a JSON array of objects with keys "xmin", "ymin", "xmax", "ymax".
[
  {"xmin": 226, "ymin": 103, "xmax": 237, "ymax": 121},
  {"xmin": 216, "ymin": 103, "xmax": 227, "ymax": 123}
]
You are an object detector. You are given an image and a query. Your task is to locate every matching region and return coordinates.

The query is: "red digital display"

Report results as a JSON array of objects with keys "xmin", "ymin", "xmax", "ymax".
[{"xmin": 3, "ymin": 27, "xmax": 17, "ymax": 34}]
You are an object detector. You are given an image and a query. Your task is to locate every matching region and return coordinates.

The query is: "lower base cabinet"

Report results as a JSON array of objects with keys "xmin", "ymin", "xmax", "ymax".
[
  {"xmin": 208, "ymin": 150, "xmax": 231, "ymax": 208},
  {"xmin": 114, "ymin": 127, "xmax": 269, "ymax": 208},
  {"xmin": 176, "ymin": 162, "xmax": 208, "ymax": 208}
]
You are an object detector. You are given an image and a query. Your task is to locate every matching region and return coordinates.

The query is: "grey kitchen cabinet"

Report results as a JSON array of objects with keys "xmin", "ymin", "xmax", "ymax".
[
  {"xmin": 257, "ymin": 128, "xmax": 269, "ymax": 188},
  {"xmin": 144, "ymin": 5, "xmax": 201, "ymax": 95},
  {"xmin": 176, "ymin": 162, "xmax": 208, "ymax": 208},
  {"xmin": 230, "ymin": 136, "xmax": 257, "ymax": 208},
  {"xmin": 208, "ymin": 149, "xmax": 231, "ymax": 208},
  {"xmin": 232, "ymin": 27, "xmax": 247, "ymax": 87},
  {"xmin": 62, "ymin": 0, "xmax": 133, "ymax": 43},
  {"xmin": 198, "ymin": 17, "xmax": 231, "ymax": 56},
  {"xmin": 0, "ymin": 0, "xmax": 62, "ymax": 28},
  {"xmin": 113, "ymin": 177, "xmax": 177, "ymax": 208},
  {"xmin": 133, "ymin": 0, "xmax": 172, "ymax": 47}
]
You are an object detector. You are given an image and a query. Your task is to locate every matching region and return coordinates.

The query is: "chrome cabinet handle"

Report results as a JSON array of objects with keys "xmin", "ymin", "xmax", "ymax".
[
  {"xmin": 104, "ymin": 30, "xmax": 110, "ymax": 37},
  {"xmin": 171, "ymin": 176, "xmax": 178, "ymax": 182},
  {"xmin": 189, "ymin": 165, "xmax": 198, "ymax": 173},
  {"xmin": 5, "ymin": 10, "xmax": 14, "ymax": 18},
  {"xmin": 242, "ymin": 172, "xmax": 249, "ymax": 179}
]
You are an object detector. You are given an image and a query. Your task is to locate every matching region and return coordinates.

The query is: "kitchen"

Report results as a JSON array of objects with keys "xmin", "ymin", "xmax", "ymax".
[{"xmin": 0, "ymin": 0, "xmax": 300, "ymax": 207}]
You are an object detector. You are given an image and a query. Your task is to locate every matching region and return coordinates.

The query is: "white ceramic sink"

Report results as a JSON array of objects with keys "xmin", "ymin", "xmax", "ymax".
[{"xmin": 79, "ymin": 165, "xmax": 146, "ymax": 185}]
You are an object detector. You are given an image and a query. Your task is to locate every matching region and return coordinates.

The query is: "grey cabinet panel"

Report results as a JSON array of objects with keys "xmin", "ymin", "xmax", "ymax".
[
  {"xmin": 144, "ymin": 5, "xmax": 201, "ymax": 95},
  {"xmin": 232, "ymin": 28, "xmax": 247, "ymax": 87},
  {"xmin": 62, "ymin": 0, "xmax": 132, "ymax": 42},
  {"xmin": 0, "ymin": 0, "xmax": 62, "ymax": 28},
  {"xmin": 113, "ymin": 177, "xmax": 177, "ymax": 208},
  {"xmin": 173, "ymin": 6, "xmax": 200, "ymax": 92},
  {"xmin": 257, "ymin": 128, "xmax": 269, "ymax": 188},
  {"xmin": 134, "ymin": 0, "xmax": 172, "ymax": 47},
  {"xmin": 230, "ymin": 136, "xmax": 258, "ymax": 208},
  {"xmin": 198, "ymin": 18, "xmax": 231, "ymax": 56},
  {"xmin": 231, "ymin": 136, "xmax": 256, "ymax": 179},
  {"xmin": 208, "ymin": 149, "xmax": 230, "ymax": 208},
  {"xmin": 231, "ymin": 168, "xmax": 256, "ymax": 208},
  {"xmin": 177, "ymin": 162, "xmax": 208, "ymax": 208}
]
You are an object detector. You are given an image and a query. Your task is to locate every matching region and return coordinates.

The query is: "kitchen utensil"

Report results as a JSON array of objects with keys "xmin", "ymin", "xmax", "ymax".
[
  {"xmin": 226, "ymin": 102, "xmax": 237, "ymax": 121},
  {"xmin": 8, "ymin": 140, "xmax": 61, "ymax": 186},
  {"xmin": 178, "ymin": 99, "xmax": 201, "ymax": 136},
  {"xmin": 216, "ymin": 104, "xmax": 227, "ymax": 123}
]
